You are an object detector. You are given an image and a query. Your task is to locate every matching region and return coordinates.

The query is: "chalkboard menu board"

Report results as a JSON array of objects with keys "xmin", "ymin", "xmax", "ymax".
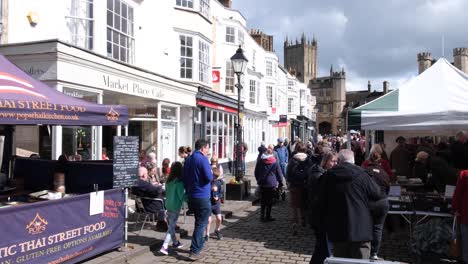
[{"xmin": 113, "ymin": 136, "xmax": 139, "ymax": 188}]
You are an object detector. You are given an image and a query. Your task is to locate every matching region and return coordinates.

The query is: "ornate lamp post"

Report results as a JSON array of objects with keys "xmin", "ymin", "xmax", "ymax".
[{"xmin": 230, "ymin": 46, "xmax": 248, "ymax": 182}]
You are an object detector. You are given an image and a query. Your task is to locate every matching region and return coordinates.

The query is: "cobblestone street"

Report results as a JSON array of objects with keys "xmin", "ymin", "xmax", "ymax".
[
  {"xmin": 128, "ymin": 197, "xmax": 314, "ymax": 264},
  {"xmin": 126, "ymin": 196, "xmax": 416, "ymax": 264}
]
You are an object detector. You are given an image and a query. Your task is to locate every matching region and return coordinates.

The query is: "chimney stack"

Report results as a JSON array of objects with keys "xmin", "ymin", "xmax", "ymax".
[
  {"xmin": 219, "ymin": 0, "xmax": 232, "ymax": 8},
  {"xmin": 454, "ymin": 48, "xmax": 468, "ymax": 74},
  {"xmin": 383, "ymin": 81, "xmax": 389, "ymax": 94},
  {"xmin": 417, "ymin": 52, "xmax": 432, "ymax": 74},
  {"xmin": 367, "ymin": 80, "xmax": 371, "ymax": 92}
]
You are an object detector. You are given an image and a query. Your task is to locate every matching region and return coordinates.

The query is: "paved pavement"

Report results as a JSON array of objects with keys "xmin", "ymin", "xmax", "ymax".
[
  {"xmin": 83, "ymin": 162, "xmax": 419, "ymax": 264},
  {"xmin": 127, "ymin": 195, "xmax": 315, "ymax": 264}
]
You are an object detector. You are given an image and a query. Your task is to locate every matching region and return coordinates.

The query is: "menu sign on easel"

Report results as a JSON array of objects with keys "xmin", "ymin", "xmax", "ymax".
[{"xmin": 113, "ymin": 136, "xmax": 139, "ymax": 188}]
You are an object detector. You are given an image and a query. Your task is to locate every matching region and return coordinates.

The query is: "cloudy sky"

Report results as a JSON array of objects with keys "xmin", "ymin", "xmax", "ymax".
[{"xmin": 232, "ymin": 0, "xmax": 468, "ymax": 91}]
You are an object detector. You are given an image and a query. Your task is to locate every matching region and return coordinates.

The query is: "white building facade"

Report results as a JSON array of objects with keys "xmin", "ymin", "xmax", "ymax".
[
  {"xmin": 0, "ymin": 0, "xmax": 201, "ymax": 162},
  {"xmin": 0, "ymin": 0, "xmax": 316, "ymax": 164}
]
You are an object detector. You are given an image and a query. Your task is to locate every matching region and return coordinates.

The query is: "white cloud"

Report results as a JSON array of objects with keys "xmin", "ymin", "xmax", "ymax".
[{"xmin": 232, "ymin": 0, "xmax": 468, "ymax": 92}]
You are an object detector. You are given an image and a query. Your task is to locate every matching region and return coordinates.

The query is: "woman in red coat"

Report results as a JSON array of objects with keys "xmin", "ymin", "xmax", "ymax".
[
  {"xmin": 362, "ymin": 144, "xmax": 395, "ymax": 182},
  {"xmin": 453, "ymin": 170, "xmax": 468, "ymax": 263}
]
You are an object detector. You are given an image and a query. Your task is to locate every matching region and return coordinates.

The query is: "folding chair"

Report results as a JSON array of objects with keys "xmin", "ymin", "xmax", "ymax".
[{"xmin": 134, "ymin": 196, "xmax": 166, "ymax": 234}]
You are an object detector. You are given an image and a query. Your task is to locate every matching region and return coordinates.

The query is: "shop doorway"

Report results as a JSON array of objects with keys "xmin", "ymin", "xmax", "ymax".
[{"xmin": 161, "ymin": 122, "xmax": 176, "ymax": 163}]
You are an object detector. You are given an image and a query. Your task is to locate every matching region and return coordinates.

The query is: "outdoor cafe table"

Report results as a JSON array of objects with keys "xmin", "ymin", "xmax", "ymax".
[{"xmin": 388, "ymin": 210, "xmax": 453, "ymax": 239}]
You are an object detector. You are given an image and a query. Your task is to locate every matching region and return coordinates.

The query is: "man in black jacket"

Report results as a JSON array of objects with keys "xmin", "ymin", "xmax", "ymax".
[
  {"xmin": 132, "ymin": 167, "xmax": 164, "ymax": 214},
  {"xmin": 318, "ymin": 149, "xmax": 383, "ymax": 259}
]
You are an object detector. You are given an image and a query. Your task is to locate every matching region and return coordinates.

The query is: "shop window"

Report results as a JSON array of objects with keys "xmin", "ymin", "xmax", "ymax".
[
  {"xmin": 62, "ymin": 87, "xmax": 99, "ymax": 160},
  {"xmin": 66, "ymin": 0, "xmax": 94, "ymax": 50},
  {"xmin": 176, "ymin": 0, "xmax": 193, "ymax": 8},
  {"xmin": 63, "ymin": 127, "xmax": 92, "ymax": 160},
  {"xmin": 129, "ymin": 121, "xmax": 158, "ymax": 154},
  {"xmin": 226, "ymin": 26, "xmax": 235, "ymax": 43},
  {"xmin": 198, "ymin": 40, "xmax": 210, "ymax": 83},
  {"xmin": 179, "ymin": 34, "xmax": 193, "ymax": 79},
  {"xmin": 106, "ymin": 0, "xmax": 134, "ymax": 63},
  {"xmin": 161, "ymin": 105, "xmax": 177, "ymax": 120}
]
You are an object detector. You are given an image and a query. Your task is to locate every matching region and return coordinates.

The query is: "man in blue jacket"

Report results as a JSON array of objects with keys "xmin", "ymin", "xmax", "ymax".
[
  {"xmin": 274, "ymin": 138, "xmax": 289, "ymax": 179},
  {"xmin": 183, "ymin": 139, "xmax": 213, "ymax": 260}
]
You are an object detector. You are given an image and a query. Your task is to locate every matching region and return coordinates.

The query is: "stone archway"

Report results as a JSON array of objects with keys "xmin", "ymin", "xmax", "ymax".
[{"xmin": 319, "ymin": 121, "xmax": 332, "ymax": 135}]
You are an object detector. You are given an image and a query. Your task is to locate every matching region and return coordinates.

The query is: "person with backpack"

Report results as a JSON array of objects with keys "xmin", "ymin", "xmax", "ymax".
[
  {"xmin": 361, "ymin": 144, "xmax": 392, "ymax": 261},
  {"xmin": 254, "ymin": 148, "xmax": 284, "ymax": 222},
  {"xmin": 287, "ymin": 143, "xmax": 314, "ymax": 235}
]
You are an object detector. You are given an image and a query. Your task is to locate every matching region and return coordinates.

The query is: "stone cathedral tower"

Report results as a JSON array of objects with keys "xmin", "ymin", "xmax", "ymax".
[{"xmin": 284, "ymin": 33, "xmax": 317, "ymax": 84}]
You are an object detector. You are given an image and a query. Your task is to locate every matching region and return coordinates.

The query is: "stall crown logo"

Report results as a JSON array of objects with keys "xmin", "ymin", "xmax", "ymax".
[
  {"xmin": 26, "ymin": 213, "xmax": 48, "ymax": 235},
  {"xmin": 106, "ymin": 107, "xmax": 120, "ymax": 121}
]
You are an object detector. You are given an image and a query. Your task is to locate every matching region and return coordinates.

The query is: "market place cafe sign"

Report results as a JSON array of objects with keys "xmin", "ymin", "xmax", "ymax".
[{"xmin": 102, "ymin": 75, "xmax": 165, "ymax": 99}]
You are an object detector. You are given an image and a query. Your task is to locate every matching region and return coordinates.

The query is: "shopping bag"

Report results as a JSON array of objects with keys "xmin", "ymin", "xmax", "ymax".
[{"xmin": 449, "ymin": 217, "xmax": 460, "ymax": 258}]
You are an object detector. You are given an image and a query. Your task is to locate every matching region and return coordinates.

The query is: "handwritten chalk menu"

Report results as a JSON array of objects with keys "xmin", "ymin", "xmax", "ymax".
[{"xmin": 113, "ymin": 136, "xmax": 139, "ymax": 188}]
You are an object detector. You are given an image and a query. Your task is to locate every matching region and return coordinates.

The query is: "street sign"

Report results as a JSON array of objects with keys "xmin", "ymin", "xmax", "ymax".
[{"xmin": 212, "ymin": 70, "xmax": 220, "ymax": 83}]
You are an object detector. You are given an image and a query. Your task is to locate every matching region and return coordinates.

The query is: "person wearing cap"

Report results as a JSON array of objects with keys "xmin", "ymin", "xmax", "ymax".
[
  {"xmin": 274, "ymin": 138, "xmax": 289, "ymax": 178},
  {"xmin": 390, "ymin": 136, "xmax": 412, "ymax": 177}
]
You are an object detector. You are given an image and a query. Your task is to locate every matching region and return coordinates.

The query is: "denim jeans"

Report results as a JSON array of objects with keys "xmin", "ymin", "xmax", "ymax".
[
  {"xmin": 461, "ymin": 223, "xmax": 468, "ymax": 263},
  {"xmin": 280, "ymin": 162, "xmax": 287, "ymax": 181},
  {"xmin": 189, "ymin": 198, "xmax": 211, "ymax": 254},
  {"xmin": 370, "ymin": 198, "xmax": 389, "ymax": 256},
  {"xmin": 162, "ymin": 210, "xmax": 180, "ymax": 248}
]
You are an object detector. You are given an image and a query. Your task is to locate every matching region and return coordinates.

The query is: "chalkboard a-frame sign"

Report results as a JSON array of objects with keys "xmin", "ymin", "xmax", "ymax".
[{"xmin": 113, "ymin": 136, "xmax": 139, "ymax": 188}]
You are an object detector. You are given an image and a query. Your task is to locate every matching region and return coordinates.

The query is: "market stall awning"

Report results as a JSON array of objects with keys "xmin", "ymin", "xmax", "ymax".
[
  {"xmin": 0, "ymin": 53, "xmax": 128, "ymax": 126},
  {"xmin": 348, "ymin": 58, "xmax": 468, "ymax": 131}
]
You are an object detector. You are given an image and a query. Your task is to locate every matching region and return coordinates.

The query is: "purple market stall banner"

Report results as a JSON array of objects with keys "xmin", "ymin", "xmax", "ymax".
[
  {"xmin": 0, "ymin": 189, "xmax": 124, "ymax": 264},
  {"xmin": 0, "ymin": 53, "xmax": 128, "ymax": 126}
]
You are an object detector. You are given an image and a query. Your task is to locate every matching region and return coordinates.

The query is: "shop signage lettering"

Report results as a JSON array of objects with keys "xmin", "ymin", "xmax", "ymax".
[
  {"xmin": 63, "ymin": 90, "xmax": 84, "ymax": 99},
  {"xmin": 24, "ymin": 66, "xmax": 45, "ymax": 77},
  {"xmin": 103, "ymin": 75, "xmax": 165, "ymax": 98},
  {"xmin": 0, "ymin": 99, "xmax": 86, "ymax": 112},
  {"xmin": 0, "ymin": 189, "xmax": 124, "ymax": 264}
]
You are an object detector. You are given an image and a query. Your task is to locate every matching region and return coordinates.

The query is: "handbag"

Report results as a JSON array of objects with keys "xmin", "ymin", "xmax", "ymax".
[{"xmin": 449, "ymin": 216, "xmax": 460, "ymax": 258}]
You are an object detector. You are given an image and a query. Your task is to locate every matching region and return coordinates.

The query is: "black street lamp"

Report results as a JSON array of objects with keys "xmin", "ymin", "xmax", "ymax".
[{"xmin": 230, "ymin": 46, "xmax": 248, "ymax": 182}]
